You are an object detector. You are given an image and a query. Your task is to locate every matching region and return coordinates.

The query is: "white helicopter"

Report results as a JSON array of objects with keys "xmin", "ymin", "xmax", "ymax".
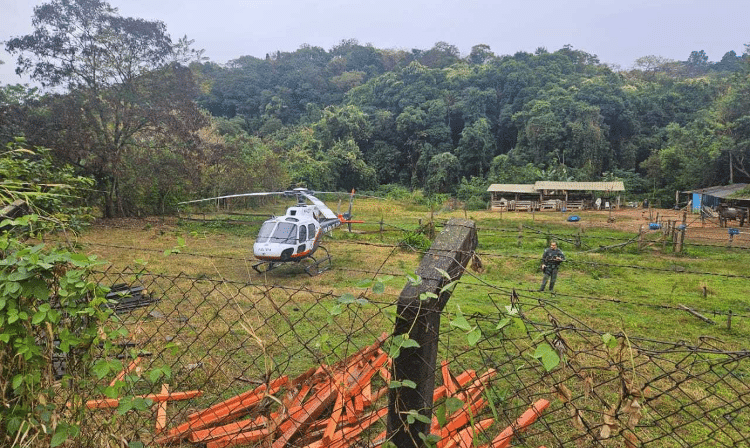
[{"xmin": 178, "ymin": 188, "xmax": 361, "ymax": 275}]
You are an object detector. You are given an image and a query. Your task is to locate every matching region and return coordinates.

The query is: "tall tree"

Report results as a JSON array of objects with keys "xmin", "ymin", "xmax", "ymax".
[
  {"xmin": 455, "ymin": 118, "xmax": 496, "ymax": 178},
  {"xmin": 6, "ymin": 0, "xmax": 207, "ymax": 217},
  {"xmin": 686, "ymin": 50, "xmax": 710, "ymax": 76}
]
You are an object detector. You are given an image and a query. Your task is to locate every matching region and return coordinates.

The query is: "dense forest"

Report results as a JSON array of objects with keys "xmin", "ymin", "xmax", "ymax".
[{"xmin": 3, "ymin": 0, "xmax": 750, "ymax": 217}]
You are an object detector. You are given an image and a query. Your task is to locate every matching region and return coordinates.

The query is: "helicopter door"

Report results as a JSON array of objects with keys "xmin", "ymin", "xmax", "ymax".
[
  {"xmin": 308, "ymin": 224, "xmax": 316, "ymax": 240},
  {"xmin": 297, "ymin": 224, "xmax": 307, "ymax": 253}
]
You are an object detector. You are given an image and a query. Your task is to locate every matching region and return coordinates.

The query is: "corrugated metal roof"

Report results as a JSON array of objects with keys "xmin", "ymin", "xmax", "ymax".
[
  {"xmin": 534, "ymin": 181, "xmax": 625, "ymax": 191},
  {"xmin": 685, "ymin": 183, "xmax": 749, "ymax": 199},
  {"xmin": 487, "ymin": 184, "xmax": 538, "ymax": 194}
]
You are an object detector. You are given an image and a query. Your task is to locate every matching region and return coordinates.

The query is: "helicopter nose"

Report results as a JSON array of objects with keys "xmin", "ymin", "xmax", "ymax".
[{"xmin": 254, "ymin": 243, "xmax": 272, "ymax": 255}]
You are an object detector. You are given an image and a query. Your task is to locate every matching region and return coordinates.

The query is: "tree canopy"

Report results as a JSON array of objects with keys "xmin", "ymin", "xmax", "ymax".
[
  {"xmin": 3, "ymin": 3, "xmax": 750, "ymax": 212},
  {"xmin": 5, "ymin": 0, "xmax": 207, "ymax": 217}
]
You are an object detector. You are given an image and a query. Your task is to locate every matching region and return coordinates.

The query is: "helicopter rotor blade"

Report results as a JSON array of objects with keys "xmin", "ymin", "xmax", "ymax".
[
  {"xmin": 300, "ymin": 192, "xmax": 337, "ymax": 219},
  {"xmin": 178, "ymin": 191, "xmax": 284, "ymax": 205}
]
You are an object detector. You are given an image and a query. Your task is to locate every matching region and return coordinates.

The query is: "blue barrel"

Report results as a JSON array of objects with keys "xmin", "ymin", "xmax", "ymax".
[
  {"xmin": 677, "ymin": 224, "xmax": 686, "ymax": 230},
  {"xmin": 729, "ymin": 228, "xmax": 740, "ymax": 235},
  {"xmin": 567, "ymin": 215, "xmax": 580, "ymax": 222},
  {"xmin": 649, "ymin": 223, "xmax": 661, "ymax": 230}
]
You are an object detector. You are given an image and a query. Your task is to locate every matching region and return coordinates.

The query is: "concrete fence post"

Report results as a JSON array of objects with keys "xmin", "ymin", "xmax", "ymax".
[{"xmin": 387, "ymin": 218, "xmax": 478, "ymax": 448}]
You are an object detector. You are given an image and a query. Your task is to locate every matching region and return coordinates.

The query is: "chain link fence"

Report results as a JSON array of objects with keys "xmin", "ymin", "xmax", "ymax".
[
  {"xmin": 6, "ymin": 213, "xmax": 750, "ymax": 448},
  {"xmin": 54, "ymin": 231, "xmax": 749, "ymax": 448}
]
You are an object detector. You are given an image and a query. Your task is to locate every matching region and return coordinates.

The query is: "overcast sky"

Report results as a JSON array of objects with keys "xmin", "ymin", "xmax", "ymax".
[{"xmin": 1, "ymin": 0, "xmax": 749, "ymax": 86}]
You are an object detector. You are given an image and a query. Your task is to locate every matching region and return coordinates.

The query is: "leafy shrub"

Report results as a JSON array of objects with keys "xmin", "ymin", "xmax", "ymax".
[
  {"xmin": 0, "ymin": 138, "xmax": 123, "ymax": 447},
  {"xmin": 399, "ymin": 231, "xmax": 433, "ymax": 252},
  {"xmin": 0, "ymin": 231, "xmax": 114, "ymax": 447},
  {"xmin": 1, "ymin": 138, "xmax": 94, "ymax": 233}
]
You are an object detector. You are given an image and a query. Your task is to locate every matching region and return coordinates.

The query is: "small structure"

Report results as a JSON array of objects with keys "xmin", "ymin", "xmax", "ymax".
[
  {"xmin": 686, "ymin": 184, "xmax": 750, "ymax": 213},
  {"xmin": 487, "ymin": 184, "xmax": 539, "ymax": 211},
  {"xmin": 487, "ymin": 181, "xmax": 625, "ymax": 212}
]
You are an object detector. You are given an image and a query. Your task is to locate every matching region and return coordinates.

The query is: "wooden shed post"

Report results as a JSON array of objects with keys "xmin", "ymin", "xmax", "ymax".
[{"xmin": 387, "ymin": 219, "xmax": 477, "ymax": 448}]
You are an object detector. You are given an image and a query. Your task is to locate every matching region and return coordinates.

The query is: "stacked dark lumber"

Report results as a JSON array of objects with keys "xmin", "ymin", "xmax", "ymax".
[{"xmin": 105, "ymin": 283, "xmax": 159, "ymax": 313}]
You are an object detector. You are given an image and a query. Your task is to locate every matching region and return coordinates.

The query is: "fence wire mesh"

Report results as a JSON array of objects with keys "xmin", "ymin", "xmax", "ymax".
[
  {"xmin": 7, "ymin": 209, "xmax": 750, "ymax": 448},
  {"xmin": 55, "ymin": 259, "xmax": 749, "ymax": 448}
]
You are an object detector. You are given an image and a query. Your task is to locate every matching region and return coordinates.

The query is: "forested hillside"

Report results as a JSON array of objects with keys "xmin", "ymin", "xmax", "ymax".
[{"xmin": 3, "ymin": 0, "xmax": 750, "ymax": 217}]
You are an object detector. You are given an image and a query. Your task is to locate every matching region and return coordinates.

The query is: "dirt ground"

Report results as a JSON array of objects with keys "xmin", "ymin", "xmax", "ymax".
[{"xmin": 566, "ymin": 206, "xmax": 750, "ymax": 247}]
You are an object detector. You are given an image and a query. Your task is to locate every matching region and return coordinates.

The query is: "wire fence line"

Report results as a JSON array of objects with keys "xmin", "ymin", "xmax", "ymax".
[
  {"xmin": 83, "ymin": 227, "xmax": 750, "ymax": 280},
  {"xmin": 52, "ymin": 225, "xmax": 749, "ymax": 448},
  {"xmin": 83, "ymin": 236, "xmax": 750, "ymax": 323},
  {"xmin": 20, "ymin": 214, "xmax": 746, "ymax": 447},
  {"xmin": 81, "ymin": 225, "xmax": 750, "ymax": 324}
]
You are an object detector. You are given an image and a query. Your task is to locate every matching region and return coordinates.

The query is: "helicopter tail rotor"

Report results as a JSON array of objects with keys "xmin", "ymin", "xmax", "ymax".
[{"xmin": 336, "ymin": 189, "xmax": 363, "ymax": 232}]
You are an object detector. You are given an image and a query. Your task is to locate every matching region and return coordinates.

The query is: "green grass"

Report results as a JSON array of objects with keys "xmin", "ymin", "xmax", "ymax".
[{"xmin": 69, "ymin": 201, "xmax": 750, "ymax": 447}]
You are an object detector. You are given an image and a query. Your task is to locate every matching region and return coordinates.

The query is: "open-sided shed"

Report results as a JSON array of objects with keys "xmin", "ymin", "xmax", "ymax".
[
  {"xmin": 487, "ymin": 181, "xmax": 625, "ymax": 211},
  {"xmin": 487, "ymin": 184, "xmax": 540, "ymax": 211},
  {"xmin": 535, "ymin": 181, "xmax": 625, "ymax": 210}
]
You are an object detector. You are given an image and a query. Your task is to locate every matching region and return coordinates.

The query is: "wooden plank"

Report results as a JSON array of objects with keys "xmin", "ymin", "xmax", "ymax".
[
  {"xmin": 482, "ymin": 399, "xmax": 550, "ymax": 448},
  {"xmin": 155, "ymin": 384, "xmax": 169, "ymax": 434},
  {"xmin": 155, "ymin": 376, "xmax": 287, "ymax": 446},
  {"xmin": 189, "ymin": 415, "xmax": 267, "ymax": 443},
  {"xmin": 678, "ymin": 304, "xmax": 716, "ymax": 325},
  {"xmin": 86, "ymin": 390, "xmax": 202, "ymax": 410},
  {"xmin": 193, "ymin": 383, "xmax": 314, "ymax": 444},
  {"xmin": 438, "ymin": 397, "xmax": 487, "ymax": 445},
  {"xmin": 272, "ymin": 376, "xmax": 340, "ymax": 448},
  {"xmin": 443, "ymin": 418, "xmax": 494, "ymax": 448},
  {"xmin": 441, "ymin": 360, "xmax": 457, "ymax": 395},
  {"xmin": 109, "ymin": 356, "xmax": 144, "ymax": 387},
  {"xmin": 433, "ymin": 369, "xmax": 476, "ymax": 402},
  {"xmin": 206, "ymin": 427, "xmax": 271, "ymax": 448},
  {"xmin": 328, "ymin": 407, "xmax": 389, "ymax": 448},
  {"xmin": 188, "ymin": 375, "xmax": 289, "ymax": 423},
  {"xmin": 322, "ymin": 386, "xmax": 346, "ymax": 444}
]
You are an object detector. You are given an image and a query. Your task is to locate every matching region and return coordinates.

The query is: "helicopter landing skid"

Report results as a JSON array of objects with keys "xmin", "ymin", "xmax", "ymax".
[
  {"xmin": 302, "ymin": 246, "xmax": 332, "ymax": 276},
  {"xmin": 252, "ymin": 246, "xmax": 332, "ymax": 276}
]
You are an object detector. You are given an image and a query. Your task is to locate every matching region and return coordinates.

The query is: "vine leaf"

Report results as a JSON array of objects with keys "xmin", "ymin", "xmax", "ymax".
[
  {"xmin": 532, "ymin": 343, "xmax": 560, "ymax": 371},
  {"xmin": 450, "ymin": 306, "xmax": 472, "ymax": 331}
]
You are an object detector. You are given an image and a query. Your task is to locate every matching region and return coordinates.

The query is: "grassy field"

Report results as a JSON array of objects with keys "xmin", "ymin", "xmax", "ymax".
[
  {"xmin": 62, "ymin": 197, "xmax": 750, "ymax": 447},
  {"xmin": 74, "ymin": 197, "xmax": 750, "ymax": 349}
]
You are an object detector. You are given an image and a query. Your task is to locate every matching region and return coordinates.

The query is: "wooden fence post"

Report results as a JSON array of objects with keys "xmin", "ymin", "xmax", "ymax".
[
  {"xmin": 387, "ymin": 218, "xmax": 477, "ymax": 448},
  {"xmin": 517, "ymin": 224, "xmax": 523, "ymax": 248},
  {"xmin": 679, "ymin": 212, "xmax": 687, "ymax": 252},
  {"xmin": 637, "ymin": 225, "xmax": 644, "ymax": 252}
]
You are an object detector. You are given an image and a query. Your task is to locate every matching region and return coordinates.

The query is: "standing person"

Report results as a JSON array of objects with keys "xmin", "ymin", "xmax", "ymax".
[{"xmin": 539, "ymin": 241, "xmax": 565, "ymax": 292}]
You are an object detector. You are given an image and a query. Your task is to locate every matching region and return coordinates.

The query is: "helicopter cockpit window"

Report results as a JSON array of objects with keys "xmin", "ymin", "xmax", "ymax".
[
  {"xmin": 270, "ymin": 222, "xmax": 297, "ymax": 244},
  {"xmin": 299, "ymin": 224, "xmax": 307, "ymax": 242},
  {"xmin": 256, "ymin": 221, "xmax": 276, "ymax": 243},
  {"xmin": 308, "ymin": 224, "xmax": 316, "ymax": 238}
]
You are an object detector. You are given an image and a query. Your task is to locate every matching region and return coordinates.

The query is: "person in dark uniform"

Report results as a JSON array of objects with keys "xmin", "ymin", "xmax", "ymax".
[{"xmin": 539, "ymin": 241, "xmax": 565, "ymax": 292}]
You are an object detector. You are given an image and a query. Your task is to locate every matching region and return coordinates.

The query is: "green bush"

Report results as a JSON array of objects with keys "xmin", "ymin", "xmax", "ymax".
[
  {"xmin": 399, "ymin": 230, "xmax": 433, "ymax": 252},
  {"xmin": 0, "ymin": 231, "xmax": 114, "ymax": 446}
]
